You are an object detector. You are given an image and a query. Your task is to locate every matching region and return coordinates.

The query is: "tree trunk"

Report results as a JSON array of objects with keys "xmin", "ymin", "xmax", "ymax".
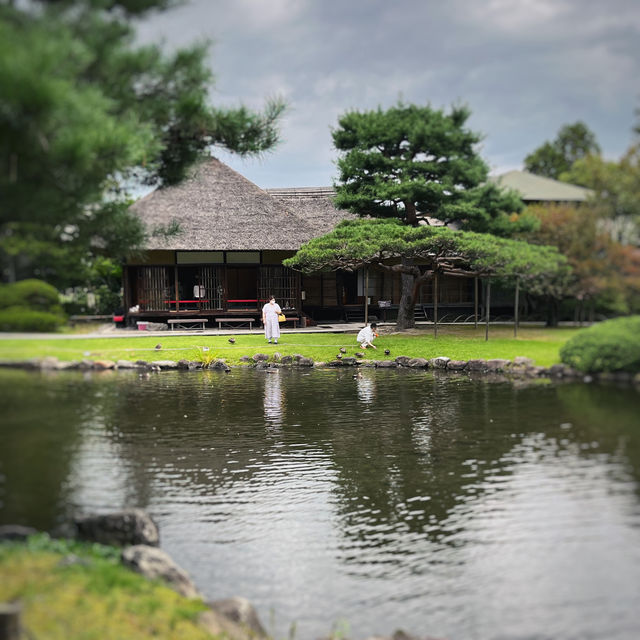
[
  {"xmin": 396, "ymin": 258, "xmax": 416, "ymax": 330},
  {"xmin": 546, "ymin": 297, "xmax": 559, "ymax": 327}
]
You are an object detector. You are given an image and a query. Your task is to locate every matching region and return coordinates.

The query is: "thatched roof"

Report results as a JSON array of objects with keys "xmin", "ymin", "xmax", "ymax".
[
  {"xmin": 131, "ymin": 158, "xmax": 329, "ymax": 251},
  {"xmin": 266, "ymin": 187, "xmax": 356, "ymax": 233},
  {"xmin": 489, "ymin": 170, "xmax": 593, "ymax": 202}
]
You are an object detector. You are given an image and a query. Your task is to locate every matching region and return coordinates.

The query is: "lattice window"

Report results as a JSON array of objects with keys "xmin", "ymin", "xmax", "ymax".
[
  {"xmin": 136, "ymin": 267, "xmax": 171, "ymax": 311},
  {"xmin": 198, "ymin": 266, "xmax": 225, "ymax": 310},
  {"xmin": 258, "ymin": 266, "xmax": 300, "ymax": 310}
]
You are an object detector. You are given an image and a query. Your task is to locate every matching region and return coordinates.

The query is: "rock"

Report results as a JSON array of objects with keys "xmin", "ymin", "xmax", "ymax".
[
  {"xmin": 116, "ymin": 360, "xmax": 138, "ymax": 369},
  {"xmin": 280, "ymin": 355, "xmax": 293, "ymax": 365},
  {"xmin": 272, "ymin": 352, "xmax": 282, "ymax": 362},
  {"xmin": 239, "ymin": 356, "xmax": 251, "ymax": 362},
  {"xmin": 407, "ymin": 358, "xmax": 429, "ymax": 368},
  {"xmin": 75, "ymin": 509, "xmax": 159, "ymax": 547},
  {"xmin": 395, "ymin": 356, "xmax": 412, "ymax": 367},
  {"xmin": 295, "ymin": 357, "xmax": 314, "ymax": 367},
  {"xmin": 150, "ymin": 360, "xmax": 178, "ymax": 369},
  {"xmin": 466, "ymin": 359, "xmax": 488, "ymax": 372},
  {"xmin": 486, "ymin": 359, "xmax": 510, "ymax": 372},
  {"xmin": 363, "ymin": 631, "xmax": 445, "ymax": 640},
  {"xmin": 514, "ymin": 356, "xmax": 534, "ymax": 366},
  {"xmin": 447, "ymin": 360, "xmax": 467, "ymax": 371},
  {"xmin": 548, "ymin": 363, "xmax": 567, "ymax": 377},
  {"xmin": 93, "ymin": 360, "xmax": 116, "ymax": 370},
  {"xmin": 327, "ymin": 357, "xmax": 357, "ymax": 367},
  {"xmin": 208, "ymin": 597, "xmax": 267, "ymax": 637},
  {"xmin": 0, "ymin": 524, "xmax": 37, "ymax": 541},
  {"xmin": 375, "ymin": 360, "xmax": 397, "ymax": 368},
  {"xmin": 252, "ymin": 353, "xmax": 269, "ymax": 362},
  {"xmin": 176, "ymin": 359, "xmax": 191, "ymax": 370},
  {"xmin": 293, "ymin": 354, "xmax": 305, "ymax": 361},
  {"xmin": 121, "ymin": 545, "xmax": 200, "ymax": 599},
  {"xmin": 210, "ymin": 360, "xmax": 231, "ymax": 371},
  {"xmin": 430, "ymin": 357, "xmax": 450, "ymax": 369},
  {"xmin": 634, "ymin": 373, "xmax": 640, "ymax": 385},
  {"xmin": 39, "ymin": 356, "xmax": 60, "ymax": 369},
  {"xmin": 135, "ymin": 360, "xmax": 148, "ymax": 366}
]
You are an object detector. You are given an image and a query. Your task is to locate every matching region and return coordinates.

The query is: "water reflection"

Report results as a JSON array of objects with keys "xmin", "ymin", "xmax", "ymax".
[
  {"xmin": 263, "ymin": 371, "xmax": 283, "ymax": 428},
  {"xmin": 1, "ymin": 369, "xmax": 639, "ymax": 640}
]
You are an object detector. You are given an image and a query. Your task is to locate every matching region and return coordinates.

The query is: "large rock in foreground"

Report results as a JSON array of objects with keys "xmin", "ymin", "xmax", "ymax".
[
  {"xmin": 121, "ymin": 545, "xmax": 200, "ymax": 599},
  {"xmin": 75, "ymin": 509, "xmax": 159, "ymax": 547},
  {"xmin": 208, "ymin": 597, "xmax": 267, "ymax": 637}
]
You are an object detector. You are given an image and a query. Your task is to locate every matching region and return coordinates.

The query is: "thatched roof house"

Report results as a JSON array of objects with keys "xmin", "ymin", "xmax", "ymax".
[{"xmin": 124, "ymin": 159, "xmax": 357, "ymax": 320}]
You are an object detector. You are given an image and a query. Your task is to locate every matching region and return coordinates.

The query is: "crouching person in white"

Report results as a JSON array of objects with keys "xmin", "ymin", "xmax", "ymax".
[{"xmin": 357, "ymin": 322, "xmax": 377, "ymax": 349}]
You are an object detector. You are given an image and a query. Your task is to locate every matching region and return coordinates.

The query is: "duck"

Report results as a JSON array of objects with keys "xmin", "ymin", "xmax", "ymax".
[
  {"xmin": 336, "ymin": 353, "xmax": 343, "ymax": 359},
  {"xmin": 228, "ymin": 338, "xmax": 236, "ymax": 344},
  {"xmin": 384, "ymin": 349, "xmax": 391, "ymax": 355},
  {"xmin": 155, "ymin": 344, "xmax": 162, "ymax": 350},
  {"xmin": 339, "ymin": 347, "xmax": 347, "ymax": 353}
]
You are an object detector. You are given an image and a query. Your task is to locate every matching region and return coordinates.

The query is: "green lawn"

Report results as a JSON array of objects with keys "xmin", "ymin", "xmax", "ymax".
[{"xmin": 0, "ymin": 325, "xmax": 582, "ymax": 367}]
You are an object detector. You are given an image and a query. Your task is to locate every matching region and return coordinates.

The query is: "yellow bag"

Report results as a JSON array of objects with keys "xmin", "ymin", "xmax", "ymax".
[{"xmin": 277, "ymin": 313, "xmax": 286, "ymax": 323}]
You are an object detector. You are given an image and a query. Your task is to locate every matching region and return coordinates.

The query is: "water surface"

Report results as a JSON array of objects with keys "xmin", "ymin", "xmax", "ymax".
[{"xmin": 1, "ymin": 368, "xmax": 639, "ymax": 639}]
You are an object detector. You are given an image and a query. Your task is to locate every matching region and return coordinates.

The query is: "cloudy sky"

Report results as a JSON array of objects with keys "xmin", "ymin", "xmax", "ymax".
[{"xmin": 136, "ymin": 0, "xmax": 640, "ymax": 189}]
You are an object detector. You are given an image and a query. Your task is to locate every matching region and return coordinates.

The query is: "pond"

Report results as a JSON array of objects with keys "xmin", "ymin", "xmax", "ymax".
[{"xmin": 1, "ymin": 367, "xmax": 639, "ymax": 639}]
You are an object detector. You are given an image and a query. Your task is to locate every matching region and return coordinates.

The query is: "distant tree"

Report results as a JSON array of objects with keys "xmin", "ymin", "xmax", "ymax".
[
  {"xmin": 562, "ymin": 146, "xmax": 640, "ymax": 245},
  {"xmin": 526, "ymin": 204, "xmax": 640, "ymax": 319},
  {"xmin": 0, "ymin": 0, "xmax": 285, "ymax": 286},
  {"xmin": 524, "ymin": 121, "xmax": 601, "ymax": 181},
  {"xmin": 331, "ymin": 102, "xmax": 532, "ymax": 328}
]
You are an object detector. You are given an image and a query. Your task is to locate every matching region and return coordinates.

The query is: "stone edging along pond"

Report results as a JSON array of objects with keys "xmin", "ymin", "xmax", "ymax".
[{"xmin": 1, "ymin": 354, "xmax": 639, "ymax": 386}]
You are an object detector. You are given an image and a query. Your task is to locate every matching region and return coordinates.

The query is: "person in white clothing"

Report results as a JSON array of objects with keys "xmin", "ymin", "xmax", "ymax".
[
  {"xmin": 262, "ymin": 295, "xmax": 282, "ymax": 344},
  {"xmin": 356, "ymin": 322, "xmax": 378, "ymax": 349}
]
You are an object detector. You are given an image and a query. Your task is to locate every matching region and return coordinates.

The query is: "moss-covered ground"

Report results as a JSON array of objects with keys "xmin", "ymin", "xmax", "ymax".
[
  {"xmin": 0, "ymin": 325, "xmax": 582, "ymax": 367},
  {"xmin": 0, "ymin": 535, "xmax": 213, "ymax": 640}
]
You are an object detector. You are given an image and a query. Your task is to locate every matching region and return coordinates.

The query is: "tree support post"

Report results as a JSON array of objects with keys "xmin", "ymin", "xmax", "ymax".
[
  {"xmin": 364, "ymin": 267, "xmax": 369, "ymax": 325},
  {"xmin": 485, "ymin": 280, "xmax": 491, "ymax": 342},
  {"xmin": 514, "ymin": 277, "xmax": 519, "ymax": 338},
  {"xmin": 474, "ymin": 276, "xmax": 478, "ymax": 329},
  {"xmin": 434, "ymin": 271, "xmax": 439, "ymax": 339}
]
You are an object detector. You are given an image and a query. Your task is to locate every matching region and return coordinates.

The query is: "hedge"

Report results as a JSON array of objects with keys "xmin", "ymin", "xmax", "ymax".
[
  {"xmin": 559, "ymin": 316, "xmax": 640, "ymax": 373},
  {"xmin": 0, "ymin": 306, "xmax": 66, "ymax": 333},
  {"xmin": 0, "ymin": 279, "xmax": 61, "ymax": 312}
]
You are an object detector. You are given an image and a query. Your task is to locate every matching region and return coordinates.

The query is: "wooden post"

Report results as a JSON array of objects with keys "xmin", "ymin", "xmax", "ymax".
[
  {"xmin": 514, "ymin": 277, "xmax": 520, "ymax": 338},
  {"xmin": 474, "ymin": 276, "xmax": 478, "ymax": 329},
  {"xmin": 0, "ymin": 602, "xmax": 22, "ymax": 640},
  {"xmin": 174, "ymin": 266, "xmax": 180, "ymax": 312},
  {"xmin": 364, "ymin": 267, "xmax": 369, "ymax": 325},
  {"xmin": 485, "ymin": 280, "xmax": 491, "ymax": 342},
  {"xmin": 433, "ymin": 271, "xmax": 438, "ymax": 339}
]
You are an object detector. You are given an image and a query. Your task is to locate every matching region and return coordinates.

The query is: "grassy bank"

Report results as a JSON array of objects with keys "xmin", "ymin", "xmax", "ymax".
[
  {"xmin": 0, "ymin": 535, "xmax": 212, "ymax": 640},
  {"xmin": 0, "ymin": 326, "xmax": 581, "ymax": 367}
]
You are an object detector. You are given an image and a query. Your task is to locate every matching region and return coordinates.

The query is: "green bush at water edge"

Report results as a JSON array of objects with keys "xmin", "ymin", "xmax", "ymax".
[{"xmin": 559, "ymin": 316, "xmax": 640, "ymax": 373}]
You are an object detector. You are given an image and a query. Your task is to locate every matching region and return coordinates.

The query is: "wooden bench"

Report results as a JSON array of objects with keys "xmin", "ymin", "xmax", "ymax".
[
  {"xmin": 215, "ymin": 317, "xmax": 255, "ymax": 330},
  {"xmin": 281, "ymin": 315, "xmax": 300, "ymax": 328},
  {"xmin": 167, "ymin": 318, "xmax": 207, "ymax": 331}
]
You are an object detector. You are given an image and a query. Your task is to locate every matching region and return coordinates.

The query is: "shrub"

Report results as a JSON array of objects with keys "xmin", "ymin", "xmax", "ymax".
[
  {"xmin": 560, "ymin": 316, "xmax": 640, "ymax": 373},
  {"xmin": 0, "ymin": 306, "xmax": 65, "ymax": 332},
  {"xmin": 0, "ymin": 279, "xmax": 61, "ymax": 313}
]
